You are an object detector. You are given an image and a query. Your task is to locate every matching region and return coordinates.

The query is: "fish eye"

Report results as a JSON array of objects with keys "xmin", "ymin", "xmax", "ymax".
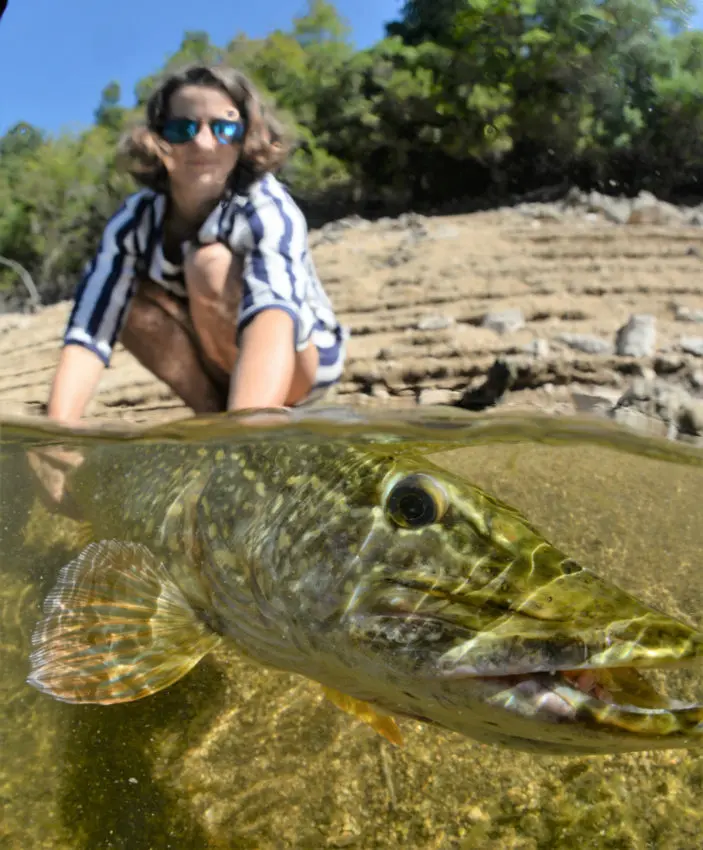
[{"xmin": 385, "ymin": 474, "xmax": 448, "ymax": 529}]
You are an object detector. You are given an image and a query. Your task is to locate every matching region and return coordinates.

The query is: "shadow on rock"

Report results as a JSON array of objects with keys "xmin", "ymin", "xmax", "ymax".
[{"xmin": 459, "ymin": 359, "xmax": 519, "ymax": 411}]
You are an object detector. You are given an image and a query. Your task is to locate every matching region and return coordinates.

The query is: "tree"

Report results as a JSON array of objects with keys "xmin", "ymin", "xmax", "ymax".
[
  {"xmin": 293, "ymin": 0, "xmax": 351, "ymax": 45},
  {"xmin": 386, "ymin": 0, "xmax": 467, "ymax": 44},
  {"xmin": 0, "ymin": 122, "xmax": 44, "ymax": 161},
  {"xmin": 94, "ymin": 82, "xmax": 127, "ymax": 134}
]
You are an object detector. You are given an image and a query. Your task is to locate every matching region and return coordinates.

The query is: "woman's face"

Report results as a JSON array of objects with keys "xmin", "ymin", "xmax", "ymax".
[{"xmin": 162, "ymin": 84, "xmax": 242, "ymax": 199}]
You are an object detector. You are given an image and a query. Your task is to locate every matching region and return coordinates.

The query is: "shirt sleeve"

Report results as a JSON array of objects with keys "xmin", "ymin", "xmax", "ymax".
[
  {"xmin": 64, "ymin": 193, "xmax": 147, "ymax": 366},
  {"xmin": 235, "ymin": 185, "xmax": 310, "ymax": 350}
]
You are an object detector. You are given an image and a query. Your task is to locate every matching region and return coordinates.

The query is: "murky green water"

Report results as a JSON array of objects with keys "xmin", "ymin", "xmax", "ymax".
[{"xmin": 2, "ymin": 406, "xmax": 703, "ymax": 850}]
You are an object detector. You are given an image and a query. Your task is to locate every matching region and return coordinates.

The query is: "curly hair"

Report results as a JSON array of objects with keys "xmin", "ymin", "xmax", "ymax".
[{"xmin": 117, "ymin": 64, "xmax": 290, "ymax": 194}]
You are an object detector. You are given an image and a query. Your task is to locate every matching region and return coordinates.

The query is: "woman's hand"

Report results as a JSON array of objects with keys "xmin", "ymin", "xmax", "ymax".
[
  {"xmin": 26, "ymin": 445, "xmax": 85, "ymax": 519},
  {"xmin": 29, "ymin": 344, "xmax": 104, "ymax": 518}
]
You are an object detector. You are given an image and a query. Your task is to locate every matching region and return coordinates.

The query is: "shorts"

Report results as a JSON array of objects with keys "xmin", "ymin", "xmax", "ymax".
[{"xmin": 307, "ymin": 320, "xmax": 348, "ymax": 396}]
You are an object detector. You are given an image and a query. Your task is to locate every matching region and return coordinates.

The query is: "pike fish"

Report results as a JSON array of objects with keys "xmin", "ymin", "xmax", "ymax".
[{"xmin": 25, "ymin": 409, "xmax": 703, "ymax": 755}]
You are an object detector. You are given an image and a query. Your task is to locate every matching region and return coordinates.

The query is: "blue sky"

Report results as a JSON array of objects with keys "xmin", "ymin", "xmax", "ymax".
[
  {"xmin": 1, "ymin": 0, "xmax": 701, "ymax": 138},
  {"xmin": 0, "ymin": 0, "xmax": 402, "ymax": 136}
]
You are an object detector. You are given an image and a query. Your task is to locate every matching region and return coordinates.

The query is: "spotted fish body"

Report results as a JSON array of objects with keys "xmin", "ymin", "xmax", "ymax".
[{"xmin": 28, "ymin": 423, "xmax": 703, "ymax": 755}]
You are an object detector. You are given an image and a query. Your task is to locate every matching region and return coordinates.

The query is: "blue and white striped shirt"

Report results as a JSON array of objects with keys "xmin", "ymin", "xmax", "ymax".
[{"xmin": 65, "ymin": 173, "xmax": 344, "ymax": 366}]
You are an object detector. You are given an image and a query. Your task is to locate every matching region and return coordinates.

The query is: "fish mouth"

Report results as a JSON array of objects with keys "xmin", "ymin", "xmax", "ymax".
[
  {"xmin": 355, "ymin": 602, "xmax": 703, "ymax": 739},
  {"xmin": 355, "ymin": 557, "xmax": 703, "ymax": 741},
  {"xmin": 352, "ymin": 591, "xmax": 703, "ymax": 742},
  {"xmin": 437, "ymin": 663, "xmax": 703, "ymax": 741},
  {"xmin": 352, "ymin": 554, "xmax": 703, "ymax": 745},
  {"xmin": 470, "ymin": 666, "xmax": 677, "ymax": 714}
]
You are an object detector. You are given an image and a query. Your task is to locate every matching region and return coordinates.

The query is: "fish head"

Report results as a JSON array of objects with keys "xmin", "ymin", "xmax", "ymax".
[{"xmin": 260, "ymin": 442, "xmax": 703, "ymax": 754}]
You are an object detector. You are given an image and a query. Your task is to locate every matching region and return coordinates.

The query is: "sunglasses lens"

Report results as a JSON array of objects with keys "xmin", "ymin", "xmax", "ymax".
[
  {"xmin": 211, "ymin": 120, "xmax": 245, "ymax": 144},
  {"xmin": 162, "ymin": 119, "xmax": 198, "ymax": 144}
]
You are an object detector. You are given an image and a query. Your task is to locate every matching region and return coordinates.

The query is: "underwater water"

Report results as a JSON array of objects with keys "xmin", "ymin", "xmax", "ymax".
[{"xmin": 1, "ymin": 406, "xmax": 703, "ymax": 850}]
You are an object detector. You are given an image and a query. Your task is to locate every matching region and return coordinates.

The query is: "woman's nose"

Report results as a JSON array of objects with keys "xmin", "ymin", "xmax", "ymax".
[{"xmin": 193, "ymin": 123, "xmax": 217, "ymax": 150}]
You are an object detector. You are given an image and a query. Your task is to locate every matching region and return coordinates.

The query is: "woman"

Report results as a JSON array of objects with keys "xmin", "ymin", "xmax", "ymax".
[
  {"xmin": 30, "ymin": 63, "xmax": 347, "ymax": 513},
  {"xmin": 47, "ymin": 62, "xmax": 346, "ymax": 424}
]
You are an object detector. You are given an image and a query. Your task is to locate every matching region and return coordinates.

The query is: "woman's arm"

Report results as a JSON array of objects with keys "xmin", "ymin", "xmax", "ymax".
[
  {"xmin": 48, "ymin": 192, "xmax": 145, "ymax": 423},
  {"xmin": 228, "ymin": 181, "xmax": 318, "ymax": 409},
  {"xmin": 47, "ymin": 344, "xmax": 106, "ymax": 424},
  {"xmin": 227, "ymin": 308, "xmax": 296, "ymax": 409}
]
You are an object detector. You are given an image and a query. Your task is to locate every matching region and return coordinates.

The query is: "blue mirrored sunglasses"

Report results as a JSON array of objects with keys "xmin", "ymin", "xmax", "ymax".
[{"xmin": 161, "ymin": 117, "xmax": 247, "ymax": 145}]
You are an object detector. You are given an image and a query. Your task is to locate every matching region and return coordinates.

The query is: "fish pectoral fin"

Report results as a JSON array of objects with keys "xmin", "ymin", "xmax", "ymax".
[
  {"xmin": 322, "ymin": 686, "xmax": 404, "ymax": 747},
  {"xmin": 27, "ymin": 540, "xmax": 222, "ymax": 705}
]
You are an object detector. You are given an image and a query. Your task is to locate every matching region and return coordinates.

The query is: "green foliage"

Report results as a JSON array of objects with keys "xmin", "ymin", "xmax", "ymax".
[
  {"xmin": 0, "ymin": 124, "xmax": 134, "ymax": 299},
  {"xmin": 293, "ymin": 0, "xmax": 351, "ymax": 45},
  {"xmin": 94, "ymin": 82, "xmax": 128, "ymax": 135},
  {"xmin": 387, "ymin": 0, "xmax": 468, "ymax": 44},
  {"xmin": 3, "ymin": 0, "xmax": 703, "ymax": 307},
  {"xmin": 0, "ymin": 122, "xmax": 45, "ymax": 160}
]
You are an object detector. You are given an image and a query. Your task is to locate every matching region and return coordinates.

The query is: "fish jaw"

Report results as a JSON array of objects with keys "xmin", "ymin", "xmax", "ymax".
[
  {"xmin": 440, "ymin": 666, "xmax": 703, "ymax": 755},
  {"xmin": 391, "ymin": 670, "xmax": 703, "ymax": 755},
  {"xmin": 338, "ymin": 586, "xmax": 703, "ymax": 753}
]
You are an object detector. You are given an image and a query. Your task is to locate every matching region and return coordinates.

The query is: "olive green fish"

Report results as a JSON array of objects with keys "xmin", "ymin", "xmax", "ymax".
[{"xmin": 25, "ymin": 408, "xmax": 703, "ymax": 755}]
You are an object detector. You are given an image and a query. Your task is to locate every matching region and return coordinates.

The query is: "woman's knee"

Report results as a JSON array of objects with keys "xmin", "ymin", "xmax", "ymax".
[{"xmin": 184, "ymin": 242, "xmax": 233, "ymax": 300}]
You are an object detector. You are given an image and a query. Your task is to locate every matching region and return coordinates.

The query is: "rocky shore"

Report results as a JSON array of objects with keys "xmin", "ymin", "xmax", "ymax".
[{"xmin": 1, "ymin": 187, "xmax": 702, "ymax": 443}]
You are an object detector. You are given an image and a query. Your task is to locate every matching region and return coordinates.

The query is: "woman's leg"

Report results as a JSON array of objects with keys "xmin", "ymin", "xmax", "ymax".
[
  {"xmin": 185, "ymin": 243, "xmax": 319, "ymax": 405},
  {"xmin": 119, "ymin": 279, "xmax": 228, "ymax": 413},
  {"xmin": 183, "ymin": 242, "xmax": 240, "ymax": 377}
]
